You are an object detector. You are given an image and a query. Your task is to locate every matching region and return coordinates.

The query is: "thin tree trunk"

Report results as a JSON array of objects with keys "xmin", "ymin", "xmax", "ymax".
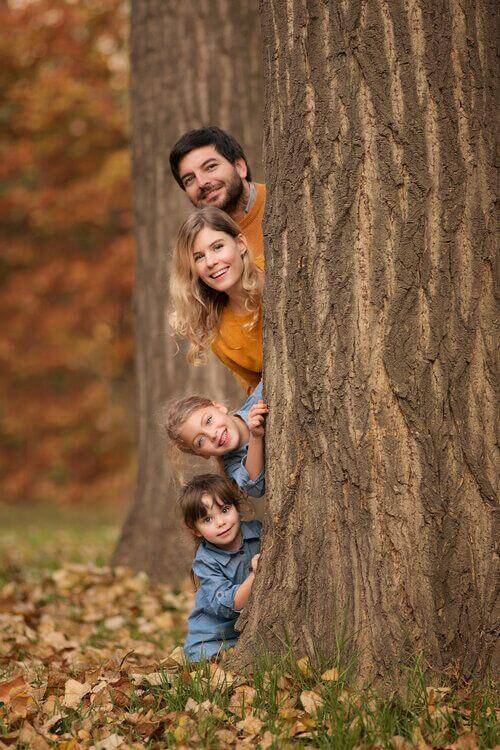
[
  {"xmin": 235, "ymin": 0, "xmax": 498, "ymax": 683},
  {"xmin": 113, "ymin": 0, "xmax": 262, "ymax": 583}
]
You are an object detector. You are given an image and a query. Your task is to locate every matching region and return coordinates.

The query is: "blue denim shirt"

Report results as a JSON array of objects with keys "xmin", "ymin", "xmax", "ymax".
[
  {"xmin": 222, "ymin": 381, "xmax": 265, "ymax": 497},
  {"xmin": 184, "ymin": 520, "xmax": 262, "ymax": 662}
]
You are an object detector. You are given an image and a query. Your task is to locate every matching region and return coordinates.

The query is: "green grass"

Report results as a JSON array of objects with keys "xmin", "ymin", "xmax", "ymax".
[{"xmin": 0, "ymin": 502, "xmax": 121, "ymax": 584}]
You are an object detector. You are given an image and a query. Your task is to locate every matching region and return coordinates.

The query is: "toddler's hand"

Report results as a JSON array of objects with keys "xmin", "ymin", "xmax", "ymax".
[
  {"xmin": 248, "ymin": 400, "xmax": 269, "ymax": 438},
  {"xmin": 250, "ymin": 554, "xmax": 260, "ymax": 573}
]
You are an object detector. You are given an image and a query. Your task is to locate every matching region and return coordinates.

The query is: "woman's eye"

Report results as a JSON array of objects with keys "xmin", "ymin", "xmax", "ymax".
[
  {"xmin": 193, "ymin": 254, "xmax": 203, "ymax": 262},
  {"xmin": 213, "ymin": 244, "xmax": 222, "ymax": 251}
]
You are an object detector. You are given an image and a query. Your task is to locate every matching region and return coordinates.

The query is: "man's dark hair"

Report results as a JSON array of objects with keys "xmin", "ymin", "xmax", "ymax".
[{"xmin": 169, "ymin": 125, "xmax": 252, "ymax": 189}]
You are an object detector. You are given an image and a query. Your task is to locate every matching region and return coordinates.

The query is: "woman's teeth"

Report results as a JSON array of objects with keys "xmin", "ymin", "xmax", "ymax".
[{"xmin": 211, "ymin": 268, "xmax": 228, "ymax": 279}]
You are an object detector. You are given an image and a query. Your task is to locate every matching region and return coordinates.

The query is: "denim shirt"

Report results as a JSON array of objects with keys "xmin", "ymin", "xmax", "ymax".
[
  {"xmin": 184, "ymin": 520, "xmax": 262, "ymax": 662},
  {"xmin": 222, "ymin": 381, "xmax": 265, "ymax": 497}
]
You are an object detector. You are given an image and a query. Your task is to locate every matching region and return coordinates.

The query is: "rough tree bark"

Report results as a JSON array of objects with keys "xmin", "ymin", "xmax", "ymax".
[
  {"xmin": 113, "ymin": 0, "xmax": 262, "ymax": 582},
  {"xmin": 235, "ymin": 0, "xmax": 498, "ymax": 683}
]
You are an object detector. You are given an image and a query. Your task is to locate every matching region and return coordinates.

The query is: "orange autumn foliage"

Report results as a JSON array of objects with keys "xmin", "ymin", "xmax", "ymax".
[{"xmin": 0, "ymin": 0, "xmax": 135, "ymax": 505}]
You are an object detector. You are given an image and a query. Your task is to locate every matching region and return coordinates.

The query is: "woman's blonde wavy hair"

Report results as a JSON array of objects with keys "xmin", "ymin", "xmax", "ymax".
[{"xmin": 169, "ymin": 207, "xmax": 261, "ymax": 365}]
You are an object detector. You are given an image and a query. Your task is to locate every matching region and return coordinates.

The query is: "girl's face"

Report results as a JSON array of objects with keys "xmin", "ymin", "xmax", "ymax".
[
  {"xmin": 178, "ymin": 403, "xmax": 247, "ymax": 458},
  {"xmin": 194, "ymin": 493, "xmax": 241, "ymax": 551},
  {"xmin": 191, "ymin": 226, "xmax": 247, "ymax": 295}
]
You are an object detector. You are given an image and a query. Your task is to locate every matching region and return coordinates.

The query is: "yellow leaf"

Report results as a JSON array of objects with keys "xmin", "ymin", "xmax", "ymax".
[
  {"xmin": 297, "ymin": 656, "xmax": 313, "ymax": 676},
  {"xmin": 300, "ymin": 689, "xmax": 324, "ymax": 716},
  {"xmin": 321, "ymin": 667, "xmax": 339, "ymax": 681}
]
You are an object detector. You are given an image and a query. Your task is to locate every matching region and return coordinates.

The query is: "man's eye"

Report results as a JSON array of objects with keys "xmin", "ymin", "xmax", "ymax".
[
  {"xmin": 207, "ymin": 163, "xmax": 217, "ymax": 170},
  {"xmin": 183, "ymin": 176, "xmax": 193, "ymax": 186}
]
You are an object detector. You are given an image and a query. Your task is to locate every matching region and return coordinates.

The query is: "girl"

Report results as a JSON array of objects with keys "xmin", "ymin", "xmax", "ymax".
[
  {"xmin": 161, "ymin": 381, "xmax": 268, "ymax": 497},
  {"xmin": 181, "ymin": 474, "xmax": 261, "ymax": 662},
  {"xmin": 169, "ymin": 206, "xmax": 263, "ymax": 393}
]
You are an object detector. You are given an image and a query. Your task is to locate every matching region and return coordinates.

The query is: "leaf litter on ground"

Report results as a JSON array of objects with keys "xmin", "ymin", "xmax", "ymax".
[{"xmin": 0, "ymin": 559, "xmax": 498, "ymax": 749}]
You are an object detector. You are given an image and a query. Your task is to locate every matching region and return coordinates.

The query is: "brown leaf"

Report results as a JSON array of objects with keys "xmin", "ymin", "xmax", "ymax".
[
  {"xmin": 18, "ymin": 722, "xmax": 50, "ymax": 750},
  {"xmin": 445, "ymin": 733, "xmax": 479, "ymax": 750},
  {"xmin": 236, "ymin": 715, "xmax": 264, "ymax": 736},
  {"xmin": 390, "ymin": 737, "xmax": 413, "ymax": 750},
  {"xmin": 0, "ymin": 675, "xmax": 28, "ymax": 704},
  {"xmin": 300, "ymin": 689, "xmax": 324, "ymax": 716},
  {"xmin": 62, "ymin": 678, "xmax": 91, "ymax": 708}
]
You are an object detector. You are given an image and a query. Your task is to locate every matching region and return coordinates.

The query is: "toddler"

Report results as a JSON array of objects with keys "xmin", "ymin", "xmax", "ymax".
[{"xmin": 180, "ymin": 474, "xmax": 261, "ymax": 662}]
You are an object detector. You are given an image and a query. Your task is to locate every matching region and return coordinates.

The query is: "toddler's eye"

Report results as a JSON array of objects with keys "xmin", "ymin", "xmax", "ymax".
[
  {"xmin": 221, "ymin": 506, "xmax": 229, "ymax": 514},
  {"xmin": 203, "ymin": 516, "xmax": 211, "ymax": 524}
]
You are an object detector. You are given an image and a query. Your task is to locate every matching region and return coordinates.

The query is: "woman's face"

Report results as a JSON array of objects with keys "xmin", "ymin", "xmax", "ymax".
[{"xmin": 191, "ymin": 226, "xmax": 247, "ymax": 295}]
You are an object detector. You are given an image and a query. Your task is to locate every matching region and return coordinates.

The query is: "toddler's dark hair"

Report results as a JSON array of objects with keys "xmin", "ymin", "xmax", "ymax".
[{"xmin": 179, "ymin": 473, "xmax": 243, "ymax": 535}]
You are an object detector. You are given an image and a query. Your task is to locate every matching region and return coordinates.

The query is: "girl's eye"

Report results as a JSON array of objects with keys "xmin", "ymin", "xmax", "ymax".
[
  {"xmin": 197, "ymin": 436, "xmax": 205, "ymax": 448},
  {"xmin": 206, "ymin": 415, "xmax": 212, "ymax": 425}
]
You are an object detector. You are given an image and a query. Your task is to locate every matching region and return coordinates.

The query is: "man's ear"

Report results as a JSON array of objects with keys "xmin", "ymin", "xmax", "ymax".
[
  {"xmin": 212, "ymin": 401, "xmax": 228, "ymax": 414},
  {"xmin": 234, "ymin": 157, "xmax": 248, "ymax": 180}
]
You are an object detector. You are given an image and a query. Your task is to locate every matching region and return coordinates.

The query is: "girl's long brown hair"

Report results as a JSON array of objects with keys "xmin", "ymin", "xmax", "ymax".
[
  {"xmin": 169, "ymin": 207, "xmax": 261, "ymax": 365},
  {"xmin": 179, "ymin": 474, "xmax": 245, "ymax": 587}
]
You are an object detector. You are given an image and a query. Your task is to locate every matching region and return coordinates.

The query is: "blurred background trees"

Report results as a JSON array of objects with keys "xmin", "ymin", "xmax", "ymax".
[{"xmin": 0, "ymin": 0, "xmax": 134, "ymax": 507}]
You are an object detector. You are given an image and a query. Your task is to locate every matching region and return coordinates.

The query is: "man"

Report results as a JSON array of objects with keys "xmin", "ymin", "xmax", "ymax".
[{"xmin": 169, "ymin": 126, "xmax": 265, "ymax": 261}]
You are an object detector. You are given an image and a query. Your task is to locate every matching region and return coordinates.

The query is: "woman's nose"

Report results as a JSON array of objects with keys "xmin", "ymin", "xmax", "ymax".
[{"xmin": 205, "ymin": 250, "xmax": 216, "ymax": 267}]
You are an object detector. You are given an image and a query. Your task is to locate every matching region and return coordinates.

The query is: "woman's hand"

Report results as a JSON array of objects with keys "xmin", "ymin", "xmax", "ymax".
[{"xmin": 248, "ymin": 400, "xmax": 269, "ymax": 438}]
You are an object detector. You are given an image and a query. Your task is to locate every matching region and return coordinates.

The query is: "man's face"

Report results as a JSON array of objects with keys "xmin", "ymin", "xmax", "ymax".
[{"xmin": 178, "ymin": 145, "xmax": 247, "ymax": 213}]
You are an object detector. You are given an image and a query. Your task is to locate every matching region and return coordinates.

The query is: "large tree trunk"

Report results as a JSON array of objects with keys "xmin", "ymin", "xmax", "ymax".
[
  {"xmin": 113, "ymin": 0, "xmax": 262, "ymax": 582},
  {"xmin": 236, "ymin": 0, "xmax": 497, "ymax": 683}
]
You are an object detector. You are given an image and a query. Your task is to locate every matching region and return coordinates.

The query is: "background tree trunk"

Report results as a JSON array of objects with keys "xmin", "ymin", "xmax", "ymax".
[
  {"xmin": 235, "ymin": 0, "xmax": 497, "ymax": 683},
  {"xmin": 113, "ymin": 0, "xmax": 262, "ymax": 582}
]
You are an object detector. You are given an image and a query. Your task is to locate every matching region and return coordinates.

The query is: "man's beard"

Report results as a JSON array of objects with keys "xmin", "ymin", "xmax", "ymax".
[{"xmin": 197, "ymin": 170, "xmax": 245, "ymax": 214}]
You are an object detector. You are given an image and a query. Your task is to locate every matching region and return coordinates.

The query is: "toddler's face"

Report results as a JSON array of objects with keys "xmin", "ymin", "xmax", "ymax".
[
  {"xmin": 179, "ymin": 403, "xmax": 246, "ymax": 458},
  {"xmin": 194, "ymin": 494, "xmax": 241, "ymax": 551}
]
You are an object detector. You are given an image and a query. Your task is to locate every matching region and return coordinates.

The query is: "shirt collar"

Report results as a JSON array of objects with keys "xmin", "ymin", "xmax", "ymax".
[
  {"xmin": 244, "ymin": 182, "xmax": 256, "ymax": 213},
  {"xmin": 198, "ymin": 522, "xmax": 259, "ymax": 565}
]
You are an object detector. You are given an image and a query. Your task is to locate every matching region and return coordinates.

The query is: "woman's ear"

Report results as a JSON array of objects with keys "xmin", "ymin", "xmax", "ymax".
[
  {"xmin": 212, "ymin": 401, "xmax": 228, "ymax": 414},
  {"xmin": 237, "ymin": 233, "xmax": 249, "ymax": 257}
]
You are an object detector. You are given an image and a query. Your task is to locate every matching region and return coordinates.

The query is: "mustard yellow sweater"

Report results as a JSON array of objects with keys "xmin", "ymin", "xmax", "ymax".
[{"xmin": 211, "ymin": 253, "xmax": 264, "ymax": 394}]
